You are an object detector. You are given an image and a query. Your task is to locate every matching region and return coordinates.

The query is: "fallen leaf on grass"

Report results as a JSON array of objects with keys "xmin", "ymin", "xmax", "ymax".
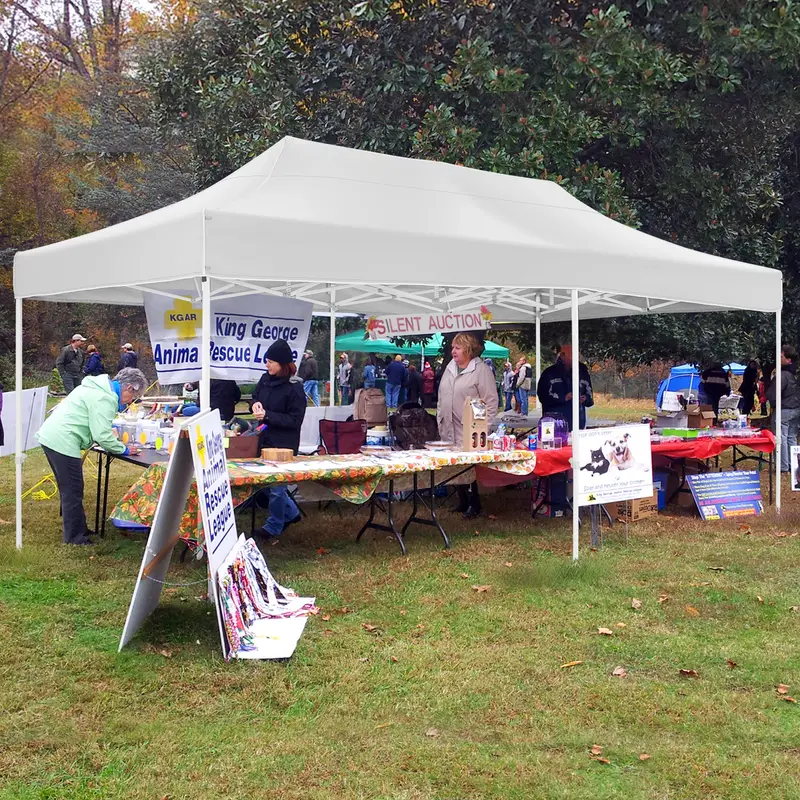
[
  {"xmin": 560, "ymin": 660, "xmax": 584, "ymax": 669},
  {"xmin": 612, "ymin": 666, "xmax": 628, "ymax": 678},
  {"xmin": 472, "ymin": 585, "xmax": 492, "ymax": 593},
  {"xmin": 726, "ymin": 659, "xmax": 738, "ymax": 669},
  {"xmin": 707, "ymin": 566, "xmax": 726, "ymax": 572},
  {"xmin": 615, "ymin": 622, "xmax": 627, "ymax": 628},
  {"xmin": 316, "ymin": 547, "xmax": 330, "ymax": 555},
  {"xmin": 472, "ymin": 530, "xmax": 481, "ymax": 536},
  {"xmin": 778, "ymin": 684, "xmax": 790, "ymax": 695},
  {"xmin": 597, "ymin": 627, "xmax": 614, "ymax": 636},
  {"xmin": 738, "ymin": 524, "xmax": 751, "ymax": 533},
  {"xmin": 779, "ymin": 696, "xmax": 797, "ymax": 704},
  {"xmin": 791, "ymin": 606, "xmax": 800, "ymax": 613},
  {"xmin": 684, "ymin": 605, "xmax": 700, "ymax": 617},
  {"xmin": 757, "ymin": 596, "xmax": 765, "ymax": 604},
  {"xmin": 488, "ymin": 514, "xmax": 497, "ymax": 520},
  {"xmin": 639, "ymin": 753, "xmax": 651, "ymax": 761},
  {"xmin": 321, "ymin": 614, "xmax": 331, "ymax": 622},
  {"xmin": 390, "ymin": 655, "xmax": 399, "ymax": 663},
  {"xmin": 459, "ymin": 573, "xmax": 470, "ymax": 579},
  {"xmin": 416, "ymin": 624, "xmax": 426, "ymax": 631},
  {"xmin": 375, "ymin": 722, "xmax": 394, "ymax": 729},
  {"xmin": 358, "ymin": 657, "xmax": 368, "ymax": 662},
  {"xmin": 594, "ymin": 757, "xmax": 611, "ymax": 764},
  {"xmin": 158, "ymin": 648, "xmax": 173, "ymax": 658},
  {"xmin": 400, "ymin": 609, "xmax": 407, "ymax": 616},
  {"xmin": 504, "ymin": 561, "xmax": 513, "ymax": 567},
  {"xmin": 426, "ymin": 728, "xmax": 440, "ymax": 738},
  {"xmin": 361, "ymin": 623, "xmax": 380, "ymax": 634},
  {"xmin": 590, "ymin": 744, "xmax": 603, "ymax": 756},
  {"xmin": 339, "ymin": 606, "xmax": 352, "ymax": 614},
  {"xmin": 679, "ymin": 669, "xmax": 700, "ymax": 679},
  {"xmin": 631, "ymin": 598, "xmax": 642, "ymax": 610},
  {"xmin": 658, "ymin": 594, "xmax": 670, "ymax": 604}
]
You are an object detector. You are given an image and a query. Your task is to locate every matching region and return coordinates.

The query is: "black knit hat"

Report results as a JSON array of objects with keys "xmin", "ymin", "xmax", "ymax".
[{"xmin": 266, "ymin": 339, "xmax": 294, "ymax": 365}]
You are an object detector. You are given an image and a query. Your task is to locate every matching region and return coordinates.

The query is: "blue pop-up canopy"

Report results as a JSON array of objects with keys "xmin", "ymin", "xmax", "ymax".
[{"xmin": 656, "ymin": 364, "xmax": 701, "ymax": 408}]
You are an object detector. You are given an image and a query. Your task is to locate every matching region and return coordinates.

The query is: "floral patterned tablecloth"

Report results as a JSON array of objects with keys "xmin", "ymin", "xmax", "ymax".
[{"xmin": 110, "ymin": 449, "xmax": 536, "ymax": 546}]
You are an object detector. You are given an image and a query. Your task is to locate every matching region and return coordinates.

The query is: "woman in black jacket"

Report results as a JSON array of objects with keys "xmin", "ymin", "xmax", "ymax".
[{"xmin": 251, "ymin": 340, "xmax": 307, "ymax": 537}]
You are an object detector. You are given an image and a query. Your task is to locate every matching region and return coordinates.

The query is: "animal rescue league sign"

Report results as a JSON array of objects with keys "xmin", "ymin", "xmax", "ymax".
[{"xmin": 144, "ymin": 294, "xmax": 313, "ymax": 384}]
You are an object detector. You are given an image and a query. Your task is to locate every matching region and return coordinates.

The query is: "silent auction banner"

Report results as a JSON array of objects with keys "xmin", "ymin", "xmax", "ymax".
[
  {"xmin": 367, "ymin": 306, "xmax": 492, "ymax": 340},
  {"xmin": 144, "ymin": 293, "xmax": 313, "ymax": 384}
]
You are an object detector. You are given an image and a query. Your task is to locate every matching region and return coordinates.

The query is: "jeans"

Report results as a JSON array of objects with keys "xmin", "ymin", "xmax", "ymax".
[
  {"xmin": 304, "ymin": 380, "xmax": 319, "ymax": 406},
  {"xmin": 340, "ymin": 387, "xmax": 351, "ymax": 405},
  {"xmin": 386, "ymin": 383, "xmax": 401, "ymax": 408},
  {"xmin": 61, "ymin": 373, "xmax": 82, "ymax": 394},
  {"xmin": 263, "ymin": 486, "xmax": 300, "ymax": 536},
  {"xmin": 42, "ymin": 445, "xmax": 88, "ymax": 543},
  {"xmin": 504, "ymin": 391, "xmax": 513, "ymax": 411},
  {"xmin": 779, "ymin": 406, "xmax": 800, "ymax": 471},
  {"xmin": 516, "ymin": 388, "xmax": 529, "ymax": 416}
]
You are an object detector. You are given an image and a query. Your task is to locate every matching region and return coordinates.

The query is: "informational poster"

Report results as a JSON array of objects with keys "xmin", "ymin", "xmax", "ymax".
[
  {"xmin": 687, "ymin": 471, "xmax": 763, "ymax": 520},
  {"xmin": 144, "ymin": 293, "xmax": 313, "ymax": 384},
  {"xmin": 0, "ymin": 386, "xmax": 48, "ymax": 458},
  {"xmin": 366, "ymin": 306, "xmax": 492, "ymax": 340},
  {"xmin": 577, "ymin": 423, "xmax": 654, "ymax": 507},
  {"xmin": 791, "ymin": 446, "xmax": 800, "ymax": 491}
]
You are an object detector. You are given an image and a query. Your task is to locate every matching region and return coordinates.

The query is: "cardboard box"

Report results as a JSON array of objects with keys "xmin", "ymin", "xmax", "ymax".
[
  {"xmin": 655, "ymin": 410, "xmax": 688, "ymax": 429},
  {"xmin": 605, "ymin": 491, "xmax": 659, "ymax": 522},
  {"xmin": 687, "ymin": 404, "xmax": 715, "ymax": 429},
  {"xmin": 462, "ymin": 397, "xmax": 489, "ymax": 451}
]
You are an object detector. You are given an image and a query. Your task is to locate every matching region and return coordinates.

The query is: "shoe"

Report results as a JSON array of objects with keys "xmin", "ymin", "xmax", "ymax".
[
  {"xmin": 462, "ymin": 506, "xmax": 482, "ymax": 520},
  {"xmin": 67, "ymin": 536, "xmax": 95, "ymax": 546}
]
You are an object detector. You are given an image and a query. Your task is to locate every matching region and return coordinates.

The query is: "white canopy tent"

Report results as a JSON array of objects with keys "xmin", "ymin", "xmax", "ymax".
[{"xmin": 13, "ymin": 136, "xmax": 783, "ymax": 555}]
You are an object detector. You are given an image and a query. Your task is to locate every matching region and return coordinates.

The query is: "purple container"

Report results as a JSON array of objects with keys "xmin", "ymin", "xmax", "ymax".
[{"xmin": 538, "ymin": 416, "xmax": 569, "ymax": 447}]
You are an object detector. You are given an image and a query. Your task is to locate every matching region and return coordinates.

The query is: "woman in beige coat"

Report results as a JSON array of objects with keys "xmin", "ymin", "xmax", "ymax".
[{"xmin": 437, "ymin": 332, "xmax": 498, "ymax": 519}]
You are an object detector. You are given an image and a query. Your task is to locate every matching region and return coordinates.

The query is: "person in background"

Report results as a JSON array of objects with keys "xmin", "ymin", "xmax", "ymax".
[
  {"xmin": 501, "ymin": 361, "xmax": 515, "ymax": 411},
  {"xmin": 537, "ymin": 344, "xmax": 594, "ymax": 431},
  {"xmin": 337, "ymin": 352, "xmax": 352, "ymax": 405},
  {"xmin": 437, "ymin": 332, "xmax": 498, "ymax": 519},
  {"xmin": 399, "ymin": 359, "xmax": 410, "ymax": 405},
  {"xmin": 405, "ymin": 363, "xmax": 423, "ymax": 406},
  {"xmin": 36, "ymin": 367, "xmax": 147, "ymax": 545},
  {"xmin": 298, "ymin": 349, "xmax": 319, "ymax": 406},
  {"xmin": 767, "ymin": 345, "xmax": 800, "ymax": 473},
  {"xmin": 759, "ymin": 371, "xmax": 769, "ymax": 416},
  {"xmin": 117, "ymin": 343, "xmax": 138, "ymax": 372},
  {"xmin": 515, "ymin": 356, "xmax": 533, "ymax": 416},
  {"xmin": 210, "ymin": 379, "xmax": 241, "ymax": 422},
  {"xmin": 421, "ymin": 361, "xmax": 436, "ymax": 408},
  {"xmin": 484, "ymin": 357, "xmax": 496, "ymax": 377},
  {"xmin": 251, "ymin": 340, "xmax": 307, "ymax": 538},
  {"xmin": 700, "ymin": 362, "xmax": 731, "ymax": 418},
  {"xmin": 55, "ymin": 334, "xmax": 87, "ymax": 394},
  {"xmin": 83, "ymin": 344, "xmax": 104, "ymax": 377},
  {"xmin": 385, "ymin": 354, "xmax": 405, "ymax": 409},
  {"xmin": 363, "ymin": 355, "xmax": 378, "ymax": 389},
  {"xmin": 738, "ymin": 360, "xmax": 760, "ymax": 416}
]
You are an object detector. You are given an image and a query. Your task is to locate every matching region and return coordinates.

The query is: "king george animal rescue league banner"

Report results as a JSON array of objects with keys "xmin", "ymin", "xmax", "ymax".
[
  {"xmin": 144, "ymin": 294, "xmax": 313, "ymax": 384},
  {"xmin": 366, "ymin": 306, "xmax": 493, "ymax": 340}
]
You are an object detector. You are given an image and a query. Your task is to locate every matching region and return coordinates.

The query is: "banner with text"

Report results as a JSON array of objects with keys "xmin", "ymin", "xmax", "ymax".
[
  {"xmin": 144, "ymin": 293, "xmax": 313, "ymax": 384},
  {"xmin": 687, "ymin": 471, "xmax": 763, "ymax": 520},
  {"xmin": 577, "ymin": 423, "xmax": 654, "ymax": 507},
  {"xmin": 367, "ymin": 306, "xmax": 492, "ymax": 340}
]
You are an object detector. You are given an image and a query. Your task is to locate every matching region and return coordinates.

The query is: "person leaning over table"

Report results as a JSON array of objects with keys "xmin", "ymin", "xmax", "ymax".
[
  {"xmin": 767, "ymin": 344, "xmax": 800, "ymax": 473},
  {"xmin": 250, "ymin": 340, "xmax": 307, "ymax": 539},
  {"xmin": 437, "ymin": 332, "xmax": 498, "ymax": 520},
  {"xmin": 36, "ymin": 367, "xmax": 147, "ymax": 545}
]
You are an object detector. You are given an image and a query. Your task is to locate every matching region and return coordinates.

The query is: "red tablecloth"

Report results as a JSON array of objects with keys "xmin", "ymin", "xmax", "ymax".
[{"xmin": 531, "ymin": 431, "xmax": 776, "ymax": 477}]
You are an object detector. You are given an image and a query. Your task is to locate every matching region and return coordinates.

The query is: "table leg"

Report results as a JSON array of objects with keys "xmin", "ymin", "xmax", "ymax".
[
  {"xmin": 94, "ymin": 449, "xmax": 103, "ymax": 535},
  {"xmin": 769, "ymin": 451, "xmax": 774, "ymax": 506},
  {"xmin": 356, "ymin": 479, "xmax": 407, "ymax": 555},
  {"xmin": 401, "ymin": 471, "xmax": 451, "ymax": 549},
  {"xmin": 101, "ymin": 453, "xmax": 111, "ymax": 537}
]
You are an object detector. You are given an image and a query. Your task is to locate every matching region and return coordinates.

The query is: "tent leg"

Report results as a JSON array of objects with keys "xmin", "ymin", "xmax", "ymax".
[
  {"xmin": 571, "ymin": 290, "xmax": 580, "ymax": 561},
  {"xmin": 200, "ymin": 277, "xmax": 211, "ymax": 410},
  {"xmin": 15, "ymin": 296, "xmax": 24, "ymax": 549},
  {"xmin": 776, "ymin": 311, "xmax": 781, "ymax": 513},
  {"xmin": 535, "ymin": 293, "xmax": 541, "ymax": 409},
  {"xmin": 329, "ymin": 288, "xmax": 336, "ymax": 407}
]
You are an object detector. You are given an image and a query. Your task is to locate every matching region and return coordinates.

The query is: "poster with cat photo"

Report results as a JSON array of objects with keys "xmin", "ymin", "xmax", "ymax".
[
  {"xmin": 791, "ymin": 446, "xmax": 800, "ymax": 492},
  {"xmin": 577, "ymin": 423, "xmax": 654, "ymax": 507}
]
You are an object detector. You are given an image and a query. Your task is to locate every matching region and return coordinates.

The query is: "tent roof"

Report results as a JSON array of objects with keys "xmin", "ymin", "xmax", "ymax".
[{"xmin": 13, "ymin": 136, "xmax": 782, "ymax": 320}]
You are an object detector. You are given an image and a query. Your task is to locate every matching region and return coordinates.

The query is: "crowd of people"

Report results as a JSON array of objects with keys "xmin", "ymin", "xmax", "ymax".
[{"xmin": 55, "ymin": 335, "xmax": 139, "ymax": 395}]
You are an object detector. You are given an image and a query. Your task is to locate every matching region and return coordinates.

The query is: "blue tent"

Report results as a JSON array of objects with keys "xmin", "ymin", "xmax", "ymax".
[
  {"xmin": 724, "ymin": 362, "xmax": 747, "ymax": 376},
  {"xmin": 656, "ymin": 364, "xmax": 702, "ymax": 408}
]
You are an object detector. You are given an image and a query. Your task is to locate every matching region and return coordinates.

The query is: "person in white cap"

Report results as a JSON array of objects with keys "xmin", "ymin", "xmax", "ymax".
[
  {"xmin": 117, "ymin": 342, "xmax": 138, "ymax": 372},
  {"xmin": 55, "ymin": 334, "xmax": 87, "ymax": 394}
]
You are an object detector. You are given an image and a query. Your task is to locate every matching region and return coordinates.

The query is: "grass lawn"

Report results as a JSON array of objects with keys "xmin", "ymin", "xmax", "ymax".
[{"xmin": 1, "ymin": 443, "xmax": 799, "ymax": 799}]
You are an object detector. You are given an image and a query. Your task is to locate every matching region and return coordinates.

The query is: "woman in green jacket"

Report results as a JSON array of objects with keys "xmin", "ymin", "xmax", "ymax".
[{"xmin": 37, "ymin": 367, "xmax": 147, "ymax": 545}]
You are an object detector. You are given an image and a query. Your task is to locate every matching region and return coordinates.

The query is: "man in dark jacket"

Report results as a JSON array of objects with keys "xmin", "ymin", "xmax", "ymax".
[
  {"xmin": 117, "ymin": 344, "xmax": 138, "ymax": 372},
  {"xmin": 767, "ymin": 345, "xmax": 800, "ymax": 472},
  {"xmin": 298, "ymin": 350, "xmax": 319, "ymax": 406},
  {"xmin": 700, "ymin": 363, "xmax": 731, "ymax": 417},
  {"xmin": 536, "ymin": 345, "xmax": 594, "ymax": 431},
  {"xmin": 405, "ymin": 364, "xmax": 423, "ymax": 405},
  {"xmin": 55, "ymin": 334, "xmax": 87, "ymax": 394},
  {"xmin": 210, "ymin": 379, "xmax": 241, "ymax": 422},
  {"xmin": 385, "ymin": 355, "xmax": 406, "ymax": 409}
]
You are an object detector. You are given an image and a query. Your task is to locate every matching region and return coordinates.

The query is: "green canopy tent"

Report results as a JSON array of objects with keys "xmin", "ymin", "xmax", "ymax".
[{"xmin": 334, "ymin": 330, "xmax": 510, "ymax": 359}]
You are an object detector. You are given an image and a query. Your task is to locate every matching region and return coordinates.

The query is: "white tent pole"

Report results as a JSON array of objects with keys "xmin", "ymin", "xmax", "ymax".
[
  {"xmin": 329, "ymin": 288, "xmax": 336, "ymax": 407},
  {"xmin": 571, "ymin": 289, "xmax": 580, "ymax": 562},
  {"xmin": 776, "ymin": 311, "xmax": 781, "ymax": 514},
  {"xmin": 535, "ymin": 292, "xmax": 541, "ymax": 408},
  {"xmin": 200, "ymin": 276, "xmax": 211, "ymax": 410},
  {"xmin": 15, "ymin": 296, "xmax": 24, "ymax": 549}
]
